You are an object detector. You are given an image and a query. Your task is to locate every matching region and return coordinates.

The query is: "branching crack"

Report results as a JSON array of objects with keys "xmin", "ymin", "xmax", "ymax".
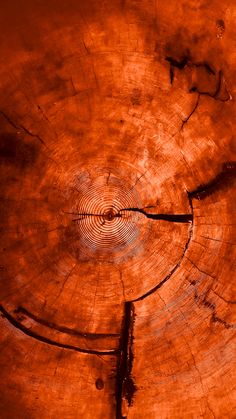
[
  {"xmin": 190, "ymin": 70, "xmax": 231, "ymax": 102},
  {"xmin": 165, "ymin": 56, "xmax": 232, "ymax": 102}
]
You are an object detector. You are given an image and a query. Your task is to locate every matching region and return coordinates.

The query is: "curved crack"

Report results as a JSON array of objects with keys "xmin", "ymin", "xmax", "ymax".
[
  {"xmin": 130, "ymin": 221, "xmax": 193, "ymax": 302},
  {"xmin": 130, "ymin": 196, "xmax": 194, "ymax": 302},
  {"xmin": 14, "ymin": 306, "xmax": 120, "ymax": 340},
  {"xmin": 0, "ymin": 305, "xmax": 119, "ymax": 356}
]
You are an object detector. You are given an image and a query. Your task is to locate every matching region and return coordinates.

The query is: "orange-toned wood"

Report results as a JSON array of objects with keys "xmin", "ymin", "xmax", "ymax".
[{"xmin": 0, "ymin": 0, "xmax": 235, "ymax": 418}]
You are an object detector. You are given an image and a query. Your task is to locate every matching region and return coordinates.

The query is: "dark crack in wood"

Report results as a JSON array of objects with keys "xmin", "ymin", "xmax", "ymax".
[
  {"xmin": 189, "ymin": 162, "xmax": 236, "ymax": 200},
  {"xmin": 116, "ymin": 302, "xmax": 137, "ymax": 419},
  {"xmin": 165, "ymin": 57, "xmax": 231, "ymax": 101},
  {"xmin": 66, "ymin": 209, "xmax": 193, "ymax": 223},
  {"xmin": 0, "ymin": 110, "xmax": 47, "ymax": 147},
  {"xmin": 14, "ymin": 306, "xmax": 120, "ymax": 339},
  {"xmin": 180, "ymin": 94, "xmax": 200, "ymax": 130},
  {"xmin": 131, "ymin": 218, "xmax": 193, "ymax": 302},
  {"xmin": 0, "ymin": 305, "xmax": 119, "ymax": 355}
]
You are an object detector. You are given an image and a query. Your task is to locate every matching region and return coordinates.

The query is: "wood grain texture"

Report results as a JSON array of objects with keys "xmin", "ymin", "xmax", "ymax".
[{"xmin": 0, "ymin": 0, "xmax": 235, "ymax": 417}]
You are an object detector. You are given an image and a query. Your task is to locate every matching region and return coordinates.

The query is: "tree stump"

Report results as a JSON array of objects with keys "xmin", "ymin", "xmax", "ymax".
[{"xmin": 0, "ymin": 0, "xmax": 235, "ymax": 418}]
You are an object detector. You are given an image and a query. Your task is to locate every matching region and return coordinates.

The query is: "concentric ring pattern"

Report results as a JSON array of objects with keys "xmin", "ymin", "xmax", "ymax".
[
  {"xmin": 0, "ymin": 0, "xmax": 235, "ymax": 417},
  {"xmin": 70, "ymin": 173, "xmax": 142, "ymax": 259}
]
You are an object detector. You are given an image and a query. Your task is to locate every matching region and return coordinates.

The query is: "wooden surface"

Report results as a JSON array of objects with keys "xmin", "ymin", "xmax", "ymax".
[{"xmin": 0, "ymin": 0, "xmax": 235, "ymax": 418}]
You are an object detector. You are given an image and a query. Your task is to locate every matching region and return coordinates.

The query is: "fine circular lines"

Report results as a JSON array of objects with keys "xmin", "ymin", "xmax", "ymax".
[{"xmin": 68, "ymin": 172, "xmax": 143, "ymax": 259}]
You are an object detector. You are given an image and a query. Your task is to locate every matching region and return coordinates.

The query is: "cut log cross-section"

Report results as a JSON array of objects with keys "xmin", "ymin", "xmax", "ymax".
[{"xmin": 0, "ymin": 0, "xmax": 235, "ymax": 418}]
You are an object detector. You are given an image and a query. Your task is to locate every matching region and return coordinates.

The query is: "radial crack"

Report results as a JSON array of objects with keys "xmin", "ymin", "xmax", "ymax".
[
  {"xmin": 119, "ymin": 208, "xmax": 193, "ymax": 223},
  {"xmin": 66, "ymin": 209, "xmax": 193, "ymax": 223},
  {"xmin": 116, "ymin": 302, "xmax": 137, "ymax": 419}
]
